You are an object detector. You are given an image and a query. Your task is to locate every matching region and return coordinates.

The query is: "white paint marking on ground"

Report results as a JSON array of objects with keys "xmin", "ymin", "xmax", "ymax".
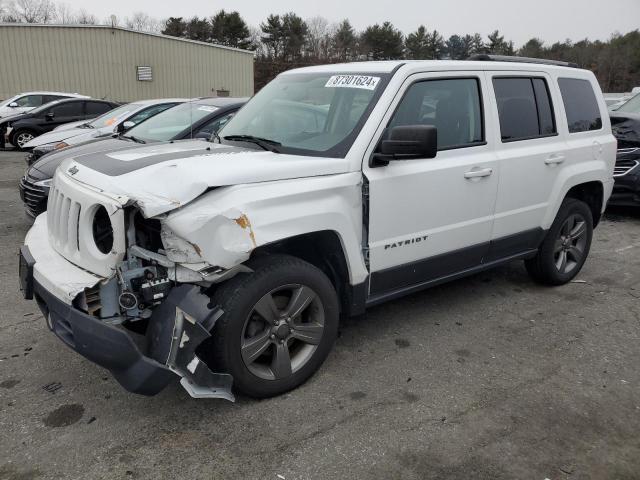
[{"xmin": 615, "ymin": 242, "xmax": 640, "ymax": 254}]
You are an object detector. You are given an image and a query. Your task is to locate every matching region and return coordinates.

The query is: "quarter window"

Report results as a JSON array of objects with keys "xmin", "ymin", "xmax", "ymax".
[
  {"xmin": 388, "ymin": 78, "xmax": 484, "ymax": 150},
  {"xmin": 558, "ymin": 78, "xmax": 602, "ymax": 133},
  {"xmin": 493, "ymin": 77, "xmax": 557, "ymax": 142}
]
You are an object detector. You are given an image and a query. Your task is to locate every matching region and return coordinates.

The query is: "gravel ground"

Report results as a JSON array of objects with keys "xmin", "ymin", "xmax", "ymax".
[{"xmin": 1, "ymin": 148, "xmax": 639, "ymax": 480}]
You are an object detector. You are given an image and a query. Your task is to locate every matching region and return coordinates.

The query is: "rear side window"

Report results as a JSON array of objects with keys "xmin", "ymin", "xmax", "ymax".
[
  {"xmin": 493, "ymin": 77, "xmax": 557, "ymax": 142},
  {"xmin": 85, "ymin": 101, "xmax": 113, "ymax": 116},
  {"xmin": 44, "ymin": 95, "xmax": 64, "ymax": 103},
  {"xmin": 558, "ymin": 78, "xmax": 602, "ymax": 133}
]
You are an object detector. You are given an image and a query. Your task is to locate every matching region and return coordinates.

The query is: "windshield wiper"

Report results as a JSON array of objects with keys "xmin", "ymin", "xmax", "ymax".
[
  {"xmin": 79, "ymin": 123, "xmax": 94, "ymax": 129},
  {"xmin": 122, "ymin": 135, "xmax": 146, "ymax": 144},
  {"xmin": 223, "ymin": 134, "xmax": 281, "ymax": 152}
]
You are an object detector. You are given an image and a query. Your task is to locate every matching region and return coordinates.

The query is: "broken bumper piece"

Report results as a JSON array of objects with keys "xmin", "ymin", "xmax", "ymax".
[
  {"xmin": 32, "ymin": 276, "xmax": 235, "ymax": 400},
  {"xmin": 33, "ymin": 276, "xmax": 175, "ymax": 395}
]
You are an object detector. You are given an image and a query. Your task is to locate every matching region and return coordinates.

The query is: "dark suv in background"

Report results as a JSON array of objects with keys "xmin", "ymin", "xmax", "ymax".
[
  {"xmin": 610, "ymin": 94, "xmax": 640, "ymax": 206},
  {"xmin": 2, "ymin": 98, "xmax": 119, "ymax": 149}
]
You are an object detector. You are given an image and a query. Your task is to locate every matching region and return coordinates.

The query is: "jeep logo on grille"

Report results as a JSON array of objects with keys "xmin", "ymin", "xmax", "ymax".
[{"xmin": 68, "ymin": 165, "xmax": 79, "ymax": 175}]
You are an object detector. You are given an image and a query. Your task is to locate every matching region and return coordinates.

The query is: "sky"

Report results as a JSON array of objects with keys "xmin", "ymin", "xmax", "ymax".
[{"xmin": 52, "ymin": 0, "xmax": 640, "ymax": 46}]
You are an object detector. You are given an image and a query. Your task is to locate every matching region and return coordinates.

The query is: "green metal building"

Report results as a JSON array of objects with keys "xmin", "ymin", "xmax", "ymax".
[{"xmin": 0, "ymin": 24, "xmax": 255, "ymax": 102}]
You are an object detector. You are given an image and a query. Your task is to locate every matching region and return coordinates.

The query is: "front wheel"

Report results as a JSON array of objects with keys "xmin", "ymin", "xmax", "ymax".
[
  {"xmin": 525, "ymin": 198, "xmax": 593, "ymax": 285},
  {"xmin": 202, "ymin": 255, "xmax": 340, "ymax": 398},
  {"xmin": 12, "ymin": 129, "xmax": 36, "ymax": 149}
]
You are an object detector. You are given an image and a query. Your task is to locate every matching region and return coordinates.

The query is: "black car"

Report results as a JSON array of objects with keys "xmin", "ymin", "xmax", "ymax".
[
  {"xmin": 19, "ymin": 97, "xmax": 246, "ymax": 218},
  {"xmin": 3, "ymin": 98, "xmax": 120, "ymax": 149},
  {"xmin": 610, "ymin": 110, "xmax": 640, "ymax": 206}
]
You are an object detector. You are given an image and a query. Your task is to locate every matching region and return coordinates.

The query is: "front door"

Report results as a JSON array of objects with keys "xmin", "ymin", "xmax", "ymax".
[{"xmin": 364, "ymin": 72, "xmax": 499, "ymax": 298}]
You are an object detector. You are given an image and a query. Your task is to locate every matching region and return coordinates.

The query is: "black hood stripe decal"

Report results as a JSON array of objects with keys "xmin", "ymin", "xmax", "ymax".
[{"xmin": 73, "ymin": 144, "xmax": 250, "ymax": 176}]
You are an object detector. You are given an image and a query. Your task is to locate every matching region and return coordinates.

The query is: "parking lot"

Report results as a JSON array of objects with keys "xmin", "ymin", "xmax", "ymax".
[{"xmin": 0, "ymin": 147, "xmax": 639, "ymax": 479}]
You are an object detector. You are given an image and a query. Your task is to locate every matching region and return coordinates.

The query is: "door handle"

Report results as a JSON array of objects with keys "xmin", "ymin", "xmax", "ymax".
[
  {"xmin": 464, "ymin": 167, "xmax": 493, "ymax": 179},
  {"xmin": 545, "ymin": 154, "xmax": 566, "ymax": 165}
]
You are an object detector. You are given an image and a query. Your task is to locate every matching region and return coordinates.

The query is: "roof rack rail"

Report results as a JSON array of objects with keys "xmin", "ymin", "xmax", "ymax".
[{"xmin": 467, "ymin": 54, "xmax": 579, "ymax": 68}]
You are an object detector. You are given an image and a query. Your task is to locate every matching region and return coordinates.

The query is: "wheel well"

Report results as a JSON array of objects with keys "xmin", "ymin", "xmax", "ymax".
[
  {"xmin": 251, "ymin": 231, "xmax": 353, "ymax": 315},
  {"xmin": 565, "ymin": 181, "xmax": 604, "ymax": 227}
]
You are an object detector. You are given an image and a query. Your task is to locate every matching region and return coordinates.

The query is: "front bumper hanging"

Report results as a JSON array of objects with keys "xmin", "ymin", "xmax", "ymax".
[{"xmin": 21, "ymin": 245, "xmax": 234, "ymax": 400}]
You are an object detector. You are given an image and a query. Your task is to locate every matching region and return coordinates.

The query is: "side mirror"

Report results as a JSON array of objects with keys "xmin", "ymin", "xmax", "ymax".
[
  {"xmin": 194, "ymin": 131, "xmax": 212, "ymax": 140},
  {"xmin": 371, "ymin": 125, "xmax": 438, "ymax": 167},
  {"xmin": 116, "ymin": 121, "xmax": 135, "ymax": 133},
  {"xmin": 45, "ymin": 112, "xmax": 55, "ymax": 120},
  {"xmin": 8, "ymin": 102, "xmax": 18, "ymax": 108}
]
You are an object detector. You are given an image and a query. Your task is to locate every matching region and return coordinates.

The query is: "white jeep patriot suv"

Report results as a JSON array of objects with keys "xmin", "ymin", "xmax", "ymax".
[{"xmin": 20, "ymin": 57, "xmax": 616, "ymax": 400}]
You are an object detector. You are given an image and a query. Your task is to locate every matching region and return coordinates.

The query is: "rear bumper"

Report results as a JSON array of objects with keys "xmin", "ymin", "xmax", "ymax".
[{"xmin": 32, "ymin": 274, "xmax": 175, "ymax": 395}]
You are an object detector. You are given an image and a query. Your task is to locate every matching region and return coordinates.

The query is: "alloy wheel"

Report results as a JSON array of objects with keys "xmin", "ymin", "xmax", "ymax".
[
  {"xmin": 553, "ymin": 213, "xmax": 588, "ymax": 274},
  {"xmin": 241, "ymin": 284, "xmax": 325, "ymax": 380},
  {"xmin": 16, "ymin": 132, "xmax": 34, "ymax": 148}
]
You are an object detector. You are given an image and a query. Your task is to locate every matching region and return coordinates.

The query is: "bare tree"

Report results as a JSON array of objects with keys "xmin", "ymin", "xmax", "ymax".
[
  {"xmin": 55, "ymin": 2, "xmax": 76, "ymax": 24},
  {"xmin": 124, "ymin": 11, "xmax": 161, "ymax": 32},
  {"xmin": 76, "ymin": 8, "xmax": 96, "ymax": 25},
  {"xmin": 5, "ymin": 0, "xmax": 56, "ymax": 23},
  {"xmin": 305, "ymin": 16, "xmax": 331, "ymax": 59}
]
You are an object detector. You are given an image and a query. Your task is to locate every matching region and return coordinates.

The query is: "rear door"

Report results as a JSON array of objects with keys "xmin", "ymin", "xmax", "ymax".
[{"xmin": 485, "ymin": 72, "xmax": 567, "ymax": 259}]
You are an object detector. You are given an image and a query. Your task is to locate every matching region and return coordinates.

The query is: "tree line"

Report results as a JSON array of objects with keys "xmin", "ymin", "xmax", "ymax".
[{"xmin": 2, "ymin": 0, "xmax": 639, "ymax": 93}]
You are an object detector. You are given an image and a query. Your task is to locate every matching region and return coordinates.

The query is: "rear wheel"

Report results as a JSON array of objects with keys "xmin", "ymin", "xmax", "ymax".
[
  {"xmin": 525, "ymin": 198, "xmax": 593, "ymax": 285},
  {"xmin": 12, "ymin": 129, "xmax": 35, "ymax": 149},
  {"xmin": 202, "ymin": 255, "xmax": 339, "ymax": 398}
]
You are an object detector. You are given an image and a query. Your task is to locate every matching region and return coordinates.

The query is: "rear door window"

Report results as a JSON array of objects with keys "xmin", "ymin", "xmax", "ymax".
[
  {"xmin": 85, "ymin": 101, "xmax": 114, "ymax": 116},
  {"xmin": 493, "ymin": 77, "xmax": 557, "ymax": 142},
  {"xmin": 557, "ymin": 78, "xmax": 602, "ymax": 133},
  {"xmin": 50, "ymin": 101, "xmax": 83, "ymax": 117}
]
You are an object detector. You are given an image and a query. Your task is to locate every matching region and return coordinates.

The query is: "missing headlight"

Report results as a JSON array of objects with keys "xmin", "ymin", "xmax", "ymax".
[{"xmin": 92, "ymin": 205, "xmax": 114, "ymax": 254}]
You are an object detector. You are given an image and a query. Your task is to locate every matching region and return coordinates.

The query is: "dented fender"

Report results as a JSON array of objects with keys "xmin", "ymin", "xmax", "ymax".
[{"xmin": 161, "ymin": 172, "xmax": 368, "ymax": 285}]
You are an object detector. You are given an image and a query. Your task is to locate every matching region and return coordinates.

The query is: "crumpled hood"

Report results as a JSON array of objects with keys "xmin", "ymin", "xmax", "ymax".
[{"xmin": 59, "ymin": 140, "xmax": 350, "ymax": 217}]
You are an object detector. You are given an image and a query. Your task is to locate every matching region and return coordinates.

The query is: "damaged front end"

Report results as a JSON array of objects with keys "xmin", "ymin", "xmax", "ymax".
[
  {"xmin": 27, "ymin": 194, "xmax": 249, "ymax": 399},
  {"xmin": 71, "ymin": 207, "xmax": 252, "ymax": 400}
]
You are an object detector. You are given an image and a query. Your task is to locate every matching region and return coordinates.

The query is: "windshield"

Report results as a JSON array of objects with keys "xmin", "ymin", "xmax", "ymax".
[
  {"xmin": 220, "ymin": 72, "xmax": 390, "ymax": 157},
  {"xmin": 125, "ymin": 102, "xmax": 218, "ymax": 142},
  {"xmin": 89, "ymin": 103, "xmax": 138, "ymax": 129},
  {"xmin": 617, "ymin": 94, "xmax": 640, "ymax": 114}
]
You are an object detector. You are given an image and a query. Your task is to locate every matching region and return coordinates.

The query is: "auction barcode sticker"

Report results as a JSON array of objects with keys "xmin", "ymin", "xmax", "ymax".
[{"xmin": 325, "ymin": 75, "xmax": 380, "ymax": 90}]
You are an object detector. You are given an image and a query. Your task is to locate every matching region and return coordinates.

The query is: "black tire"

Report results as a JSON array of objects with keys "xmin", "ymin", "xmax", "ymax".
[
  {"xmin": 201, "ymin": 254, "xmax": 339, "ymax": 398},
  {"xmin": 525, "ymin": 198, "xmax": 593, "ymax": 285},
  {"xmin": 11, "ymin": 129, "xmax": 36, "ymax": 150}
]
